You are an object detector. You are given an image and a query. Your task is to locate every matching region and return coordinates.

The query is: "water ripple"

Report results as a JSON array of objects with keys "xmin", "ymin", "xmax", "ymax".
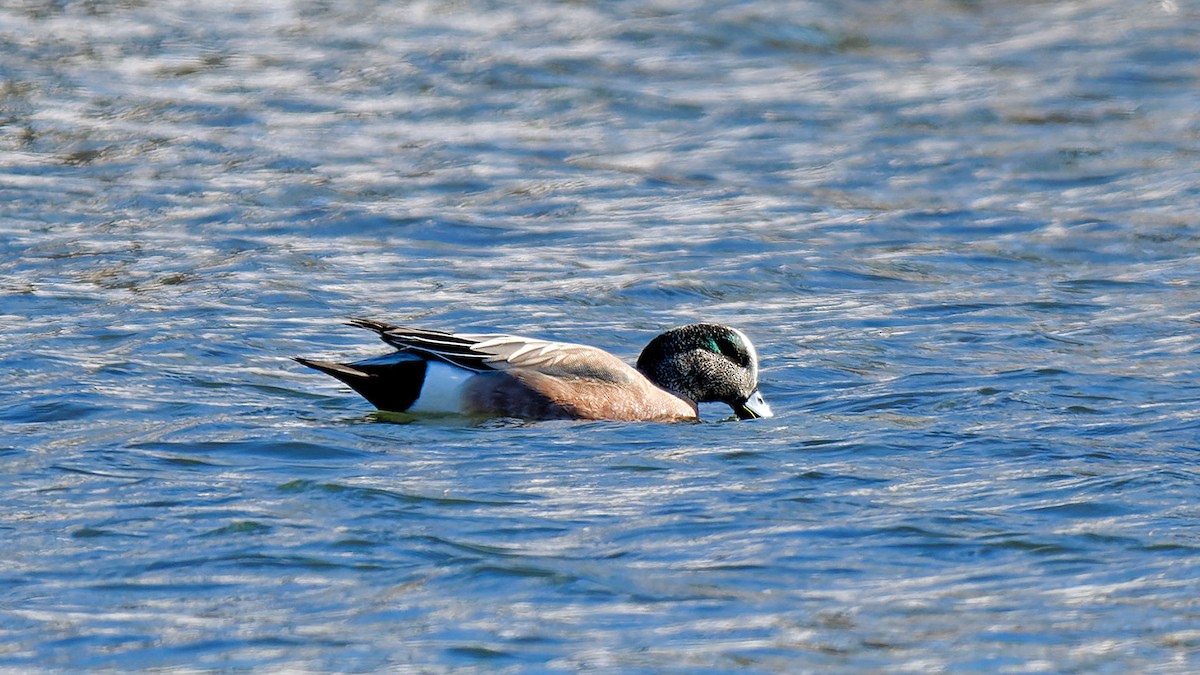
[{"xmin": 3, "ymin": 0, "xmax": 1199, "ymax": 671}]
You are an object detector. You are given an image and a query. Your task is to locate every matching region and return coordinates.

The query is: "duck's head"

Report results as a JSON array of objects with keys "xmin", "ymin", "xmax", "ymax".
[{"xmin": 636, "ymin": 323, "xmax": 773, "ymax": 420}]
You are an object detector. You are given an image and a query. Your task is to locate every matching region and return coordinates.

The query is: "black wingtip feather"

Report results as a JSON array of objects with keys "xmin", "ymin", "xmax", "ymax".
[{"xmin": 346, "ymin": 318, "xmax": 400, "ymax": 334}]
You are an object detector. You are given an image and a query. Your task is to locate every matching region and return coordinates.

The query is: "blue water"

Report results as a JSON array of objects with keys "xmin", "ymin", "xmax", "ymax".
[{"xmin": 3, "ymin": 0, "xmax": 1199, "ymax": 671}]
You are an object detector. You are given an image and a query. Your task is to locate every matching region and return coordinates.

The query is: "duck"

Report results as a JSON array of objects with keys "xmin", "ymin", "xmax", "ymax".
[{"xmin": 295, "ymin": 319, "xmax": 772, "ymax": 422}]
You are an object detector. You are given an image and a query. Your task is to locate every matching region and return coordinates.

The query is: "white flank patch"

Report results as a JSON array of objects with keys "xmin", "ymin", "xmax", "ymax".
[{"xmin": 408, "ymin": 362, "xmax": 473, "ymax": 414}]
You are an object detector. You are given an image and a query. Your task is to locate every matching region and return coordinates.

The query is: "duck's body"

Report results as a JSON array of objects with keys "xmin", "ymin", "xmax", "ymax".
[{"xmin": 296, "ymin": 319, "xmax": 772, "ymax": 422}]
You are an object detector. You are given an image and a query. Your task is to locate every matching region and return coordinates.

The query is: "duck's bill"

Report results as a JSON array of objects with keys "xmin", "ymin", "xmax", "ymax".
[{"xmin": 735, "ymin": 390, "xmax": 773, "ymax": 419}]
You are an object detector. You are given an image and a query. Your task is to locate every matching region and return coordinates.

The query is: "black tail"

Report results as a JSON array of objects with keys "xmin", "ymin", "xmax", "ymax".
[{"xmin": 294, "ymin": 357, "xmax": 426, "ymax": 413}]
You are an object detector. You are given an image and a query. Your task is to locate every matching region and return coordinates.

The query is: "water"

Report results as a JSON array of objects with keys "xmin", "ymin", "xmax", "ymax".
[{"xmin": 3, "ymin": 0, "xmax": 1199, "ymax": 671}]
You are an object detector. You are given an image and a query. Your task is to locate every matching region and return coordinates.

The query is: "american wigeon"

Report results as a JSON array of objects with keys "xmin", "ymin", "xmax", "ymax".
[{"xmin": 296, "ymin": 319, "xmax": 772, "ymax": 422}]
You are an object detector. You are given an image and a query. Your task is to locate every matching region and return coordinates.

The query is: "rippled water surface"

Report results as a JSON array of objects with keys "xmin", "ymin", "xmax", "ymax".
[{"xmin": 3, "ymin": 0, "xmax": 1199, "ymax": 671}]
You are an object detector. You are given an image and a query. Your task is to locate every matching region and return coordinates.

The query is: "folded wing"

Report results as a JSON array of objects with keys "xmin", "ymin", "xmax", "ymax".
[{"xmin": 349, "ymin": 319, "xmax": 637, "ymax": 384}]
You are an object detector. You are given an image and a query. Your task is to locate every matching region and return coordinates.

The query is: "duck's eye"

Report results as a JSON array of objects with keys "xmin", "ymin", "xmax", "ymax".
[{"xmin": 710, "ymin": 336, "xmax": 746, "ymax": 365}]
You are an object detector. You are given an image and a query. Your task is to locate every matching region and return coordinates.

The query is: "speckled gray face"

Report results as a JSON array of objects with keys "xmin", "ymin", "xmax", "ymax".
[{"xmin": 637, "ymin": 323, "xmax": 772, "ymax": 420}]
